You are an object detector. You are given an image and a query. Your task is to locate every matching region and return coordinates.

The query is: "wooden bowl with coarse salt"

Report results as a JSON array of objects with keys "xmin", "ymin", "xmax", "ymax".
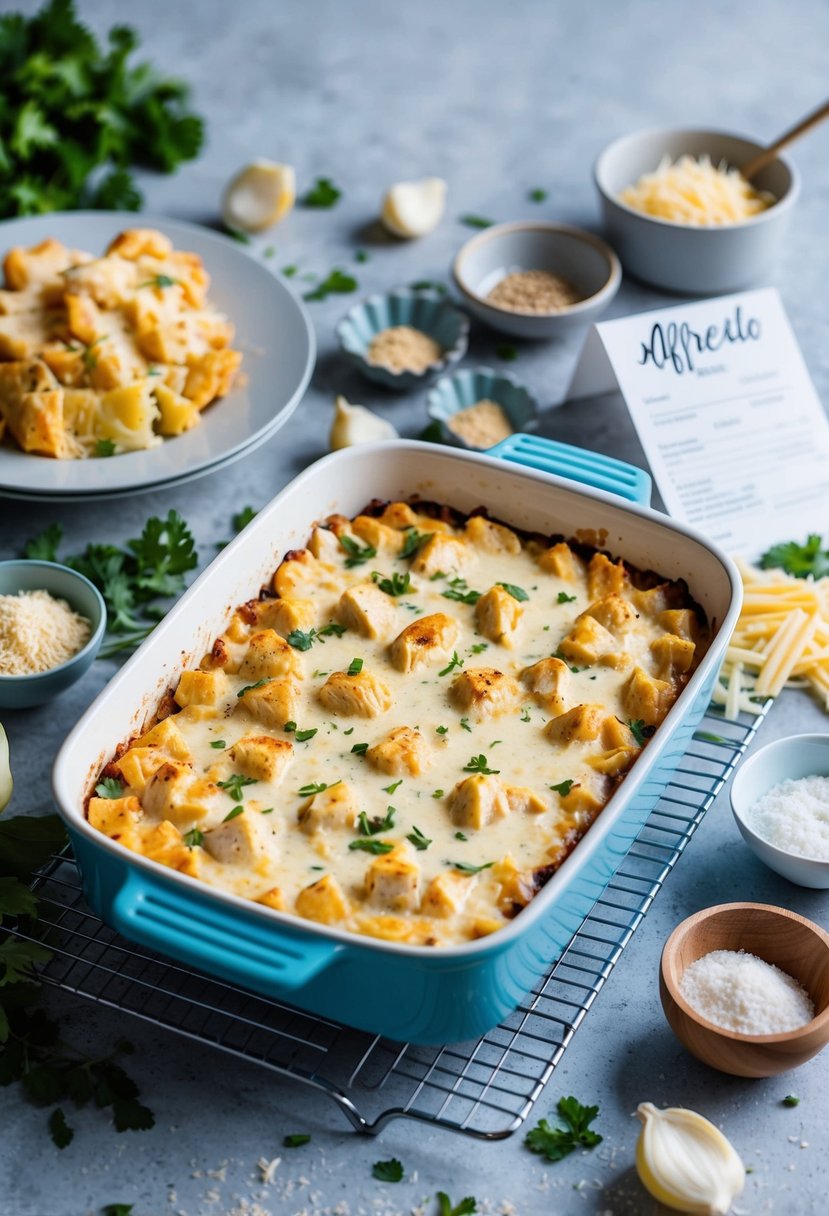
[{"xmin": 659, "ymin": 902, "xmax": 829, "ymax": 1077}]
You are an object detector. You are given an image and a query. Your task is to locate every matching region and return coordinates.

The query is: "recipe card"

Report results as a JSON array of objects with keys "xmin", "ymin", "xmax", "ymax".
[{"xmin": 567, "ymin": 288, "xmax": 829, "ymax": 558}]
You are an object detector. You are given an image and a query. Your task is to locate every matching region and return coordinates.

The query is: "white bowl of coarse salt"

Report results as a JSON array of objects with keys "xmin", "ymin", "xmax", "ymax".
[{"xmin": 730, "ymin": 733, "xmax": 829, "ymax": 888}]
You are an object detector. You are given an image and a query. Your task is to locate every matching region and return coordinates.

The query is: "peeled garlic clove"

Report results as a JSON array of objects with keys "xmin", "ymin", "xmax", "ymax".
[
  {"xmin": 329, "ymin": 395, "xmax": 398, "ymax": 451},
  {"xmin": 0, "ymin": 722, "xmax": 12, "ymax": 813},
  {"xmin": 222, "ymin": 160, "xmax": 296, "ymax": 233},
  {"xmin": 380, "ymin": 177, "xmax": 447, "ymax": 239},
  {"xmin": 635, "ymin": 1102, "xmax": 745, "ymax": 1216}
]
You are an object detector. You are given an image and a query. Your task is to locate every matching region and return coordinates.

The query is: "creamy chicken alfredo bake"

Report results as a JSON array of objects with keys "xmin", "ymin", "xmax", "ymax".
[{"xmin": 89, "ymin": 501, "xmax": 707, "ymax": 947}]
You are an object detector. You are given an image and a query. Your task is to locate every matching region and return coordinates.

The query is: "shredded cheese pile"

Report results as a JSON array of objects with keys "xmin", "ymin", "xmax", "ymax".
[
  {"xmin": 715, "ymin": 559, "xmax": 829, "ymax": 719},
  {"xmin": 0, "ymin": 588, "xmax": 90, "ymax": 676},
  {"xmin": 620, "ymin": 155, "xmax": 774, "ymax": 226}
]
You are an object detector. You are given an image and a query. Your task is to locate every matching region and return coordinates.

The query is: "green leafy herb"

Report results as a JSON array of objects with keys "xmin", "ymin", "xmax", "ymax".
[
  {"xmin": 102, "ymin": 1206, "xmax": 133, "ymax": 1216},
  {"xmin": 224, "ymin": 226, "xmax": 251, "ymax": 243},
  {"xmin": 183, "ymin": 828, "xmax": 204, "ymax": 849},
  {"xmin": 528, "ymin": 188, "xmax": 549, "ymax": 202},
  {"xmin": 520, "ymin": 706, "xmax": 531, "ymax": 722},
  {"xmin": 442, "ymin": 578, "xmax": 481, "ymax": 605},
  {"xmin": 760, "ymin": 534, "xmax": 829, "ymax": 579},
  {"xmin": 358, "ymin": 807, "xmax": 396, "ymax": 836},
  {"xmin": 222, "ymin": 806, "xmax": 244, "ymax": 823},
  {"xmin": 217, "ymin": 774, "xmax": 257, "ymax": 802},
  {"xmin": 495, "ymin": 342, "xmax": 518, "ymax": 362},
  {"xmin": 348, "ymin": 838, "xmax": 394, "ymax": 855},
  {"xmin": 210, "ymin": 739, "xmax": 226, "ymax": 750},
  {"xmin": 525, "ymin": 1095, "xmax": 602, "ymax": 1163},
  {"xmin": 407, "ymin": 826, "xmax": 432, "ymax": 851},
  {"xmin": 351, "ymin": 742, "xmax": 368, "ymax": 755},
  {"xmin": 287, "ymin": 628, "xmax": 318, "ymax": 651},
  {"xmin": 47, "ymin": 1107, "xmax": 74, "ymax": 1149},
  {"xmin": 556, "ymin": 591, "xmax": 577, "ymax": 604},
  {"xmin": 419, "ymin": 420, "xmax": 445, "ymax": 444},
  {"xmin": 398, "ymin": 528, "xmax": 432, "ymax": 560},
  {"xmin": 628, "ymin": 719, "xmax": 655, "ymax": 747},
  {"xmin": 372, "ymin": 1157, "xmax": 404, "ymax": 1182},
  {"xmin": 372, "ymin": 571, "xmax": 412, "ymax": 596},
  {"xmin": 23, "ymin": 522, "xmax": 62, "ymax": 561},
  {"xmin": 319, "ymin": 622, "xmax": 347, "ymax": 638},
  {"xmin": 782, "ymin": 1094, "xmax": 800, "ymax": 1107},
  {"xmin": 237, "ymin": 678, "xmax": 271, "ymax": 698},
  {"xmin": 304, "ymin": 268, "xmax": 357, "ymax": 301},
  {"xmin": 95, "ymin": 778, "xmax": 123, "ymax": 800},
  {"xmin": 463, "ymin": 754, "xmax": 499, "ymax": 775},
  {"xmin": 382, "ymin": 780, "xmax": 403, "ymax": 794},
  {"xmin": 233, "ymin": 505, "xmax": 257, "ymax": 531},
  {"xmin": 139, "ymin": 273, "xmax": 177, "ymax": 290},
  {"xmin": 454, "ymin": 831, "xmax": 468, "ymax": 841},
  {"xmin": 550, "ymin": 779, "xmax": 575, "ymax": 796},
  {"xmin": 355, "ymin": 249, "xmax": 369, "ymax": 263},
  {"xmin": 94, "ymin": 438, "xmax": 117, "ymax": 458},
  {"xmin": 436, "ymin": 725, "xmax": 448, "ymax": 736},
  {"xmin": 497, "ymin": 582, "xmax": 529, "ymax": 602},
  {"xmin": 552, "ymin": 648, "xmax": 585, "ymax": 674},
  {"xmin": 301, "ymin": 176, "xmax": 341, "ymax": 207},
  {"xmin": 449, "ymin": 860, "xmax": 494, "ymax": 874},
  {"xmin": 283, "ymin": 1132, "xmax": 311, "ymax": 1147},
  {"xmin": 295, "ymin": 727, "xmax": 318, "ymax": 742},
  {"xmin": 282, "ymin": 264, "xmax": 298, "ymax": 277},
  {"xmin": 338, "ymin": 535, "xmax": 377, "ymax": 567},
  {"xmin": 438, "ymin": 651, "xmax": 464, "ymax": 677},
  {"xmin": 432, "ymin": 789, "xmax": 444, "ymax": 799},
  {"xmin": 469, "ymin": 642, "xmax": 488, "ymax": 654},
  {"xmin": 347, "ymin": 657, "xmax": 364, "ymax": 676},
  {"xmin": 460, "ymin": 718, "xmax": 472, "ymax": 732},
  {"xmin": 297, "ymin": 781, "xmax": 339, "ymax": 798},
  {"xmin": 460, "ymin": 213, "xmax": 494, "ymax": 228},
  {"xmin": 263, "ymin": 246, "xmax": 276, "ymax": 259},
  {"xmin": 410, "ymin": 280, "xmax": 447, "ymax": 294},
  {"xmin": 437, "ymin": 1194, "xmax": 477, "ymax": 1216}
]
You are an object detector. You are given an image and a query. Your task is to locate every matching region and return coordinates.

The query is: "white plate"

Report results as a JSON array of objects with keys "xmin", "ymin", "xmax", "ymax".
[{"xmin": 0, "ymin": 212, "xmax": 316, "ymax": 500}]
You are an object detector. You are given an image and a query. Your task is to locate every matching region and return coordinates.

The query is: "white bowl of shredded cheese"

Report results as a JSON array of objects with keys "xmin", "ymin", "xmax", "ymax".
[
  {"xmin": 730, "ymin": 734, "xmax": 829, "ymax": 888},
  {"xmin": 594, "ymin": 127, "xmax": 799, "ymax": 294}
]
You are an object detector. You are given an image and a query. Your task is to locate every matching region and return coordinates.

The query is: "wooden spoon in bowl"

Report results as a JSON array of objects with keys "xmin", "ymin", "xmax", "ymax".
[{"xmin": 740, "ymin": 98, "xmax": 829, "ymax": 180}]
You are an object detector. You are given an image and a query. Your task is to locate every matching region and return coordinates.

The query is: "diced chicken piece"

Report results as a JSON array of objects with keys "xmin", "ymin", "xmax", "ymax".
[
  {"xmin": 537, "ymin": 541, "xmax": 584, "ymax": 581},
  {"xmin": 142, "ymin": 819, "xmax": 185, "ymax": 864},
  {"xmin": 201, "ymin": 634, "xmax": 239, "ymax": 674},
  {"xmin": 544, "ymin": 704, "xmax": 605, "ymax": 747},
  {"xmin": 587, "ymin": 746, "xmax": 639, "ymax": 775},
  {"xmin": 254, "ymin": 596, "xmax": 319, "ymax": 636},
  {"xmin": 505, "ymin": 785, "xmax": 547, "ymax": 814},
  {"xmin": 601, "ymin": 716, "xmax": 636, "ymax": 749},
  {"xmin": 580, "ymin": 593, "xmax": 638, "ymax": 637},
  {"xmin": 520, "ymin": 657, "xmax": 571, "ymax": 715},
  {"xmin": 388, "ymin": 613, "xmax": 459, "ymax": 673},
  {"xmin": 492, "ymin": 854, "xmax": 535, "ymax": 916},
  {"xmin": 350, "ymin": 515, "xmax": 407, "ymax": 555},
  {"xmin": 376, "ymin": 501, "xmax": 420, "ymax": 529},
  {"xmin": 587, "ymin": 553, "xmax": 629, "ymax": 600},
  {"xmin": 295, "ymin": 874, "xmax": 350, "ymax": 924},
  {"xmin": 235, "ymin": 677, "xmax": 300, "ymax": 729},
  {"xmin": 558, "ymin": 615, "xmax": 629, "ymax": 668},
  {"xmin": 238, "ymin": 629, "xmax": 301, "ymax": 681},
  {"xmin": 448, "ymin": 774, "xmax": 511, "ymax": 830},
  {"xmin": 559, "ymin": 783, "xmax": 605, "ymax": 825},
  {"xmin": 337, "ymin": 583, "xmax": 399, "ymax": 640},
  {"xmin": 273, "ymin": 549, "xmax": 341, "ymax": 600},
  {"xmin": 257, "ymin": 887, "xmax": 286, "ymax": 911},
  {"xmin": 650, "ymin": 633, "xmax": 696, "ymax": 677},
  {"xmin": 318, "ymin": 669, "xmax": 393, "ymax": 718},
  {"xmin": 174, "ymin": 668, "xmax": 229, "ymax": 708},
  {"xmin": 298, "ymin": 782, "xmax": 360, "ymax": 834},
  {"xmin": 420, "ymin": 871, "xmax": 474, "ymax": 918},
  {"xmin": 141, "ymin": 762, "xmax": 217, "ymax": 827},
  {"xmin": 366, "ymin": 726, "xmax": 431, "ymax": 776},
  {"xmin": 229, "ymin": 735, "xmax": 293, "ymax": 783},
  {"xmin": 87, "ymin": 795, "xmax": 142, "ymax": 848},
  {"xmin": 106, "ymin": 228, "xmax": 174, "ymax": 261},
  {"xmin": 307, "ymin": 525, "xmax": 343, "ymax": 562},
  {"xmin": 410, "ymin": 533, "xmax": 469, "ymax": 578},
  {"xmin": 365, "ymin": 846, "xmax": 421, "ymax": 912},
  {"xmin": 658, "ymin": 608, "xmax": 703, "ymax": 644},
  {"xmin": 3, "ymin": 238, "xmax": 90, "ymax": 291},
  {"xmin": 203, "ymin": 809, "xmax": 279, "ymax": 868},
  {"xmin": 630, "ymin": 584, "xmax": 674, "ymax": 618},
  {"xmin": 114, "ymin": 746, "xmax": 171, "ymax": 793},
  {"xmin": 464, "ymin": 515, "xmax": 521, "ymax": 555},
  {"xmin": 622, "ymin": 666, "xmax": 673, "ymax": 726},
  {"xmin": 134, "ymin": 716, "xmax": 191, "ymax": 761},
  {"xmin": 154, "ymin": 384, "xmax": 200, "ymax": 436},
  {"xmin": 475, "ymin": 585, "xmax": 523, "ymax": 647},
  {"xmin": 449, "ymin": 667, "xmax": 520, "ymax": 719}
]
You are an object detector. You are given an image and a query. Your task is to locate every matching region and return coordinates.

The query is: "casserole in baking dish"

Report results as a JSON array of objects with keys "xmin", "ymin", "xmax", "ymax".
[{"xmin": 53, "ymin": 438, "xmax": 742, "ymax": 1043}]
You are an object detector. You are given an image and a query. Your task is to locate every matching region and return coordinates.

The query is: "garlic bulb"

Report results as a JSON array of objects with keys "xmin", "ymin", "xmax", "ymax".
[
  {"xmin": 380, "ymin": 177, "xmax": 447, "ymax": 238},
  {"xmin": 221, "ymin": 160, "xmax": 296, "ymax": 233},
  {"xmin": 635, "ymin": 1102, "xmax": 745, "ymax": 1216},
  {"xmin": 0, "ymin": 722, "xmax": 12, "ymax": 812},
  {"xmin": 329, "ymin": 395, "xmax": 397, "ymax": 451}
]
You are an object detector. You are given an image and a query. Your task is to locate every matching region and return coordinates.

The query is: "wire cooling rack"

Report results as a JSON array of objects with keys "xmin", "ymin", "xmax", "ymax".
[{"xmin": 18, "ymin": 705, "xmax": 768, "ymax": 1140}]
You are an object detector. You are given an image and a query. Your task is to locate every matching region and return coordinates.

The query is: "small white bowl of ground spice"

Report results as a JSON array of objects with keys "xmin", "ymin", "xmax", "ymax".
[
  {"xmin": 0, "ymin": 560, "xmax": 106, "ymax": 709},
  {"xmin": 453, "ymin": 221, "xmax": 621, "ymax": 338},
  {"xmin": 427, "ymin": 367, "xmax": 539, "ymax": 451},
  {"xmin": 336, "ymin": 288, "xmax": 469, "ymax": 390}
]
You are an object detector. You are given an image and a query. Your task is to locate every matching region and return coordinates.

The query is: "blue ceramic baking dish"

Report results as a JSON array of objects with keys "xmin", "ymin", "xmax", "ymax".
[{"xmin": 52, "ymin": 438, "xmax": 741, "ymax": 1045}]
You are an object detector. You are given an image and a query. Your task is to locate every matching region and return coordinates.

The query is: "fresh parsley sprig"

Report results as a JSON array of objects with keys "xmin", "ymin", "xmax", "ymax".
[
  {"xmin": 525, "ymin": 1095, "xmax": 602, "ymax": 1163},
  {"xmin": 759, "ymin": 534, "xmax": 829, "ymax": 579}
]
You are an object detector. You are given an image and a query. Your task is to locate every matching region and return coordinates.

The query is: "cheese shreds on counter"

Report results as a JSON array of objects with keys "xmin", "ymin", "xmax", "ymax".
[
  {"xmin": 0, "ymin": 588, "xmax": 90, "ymax": 675},
  {"xmin": 620, "ymin": 155, "xmax": 774, "ymax": 226}
]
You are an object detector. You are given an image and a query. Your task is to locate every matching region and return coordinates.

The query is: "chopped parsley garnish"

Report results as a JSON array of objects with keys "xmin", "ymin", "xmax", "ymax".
[
  {"xmin": 552, "ymin": 648, "xmax": 584, "ymax": 674},
  {"xmin": 95, "ymin": 778, "xmax": 123, "ymax": 799},
  {"xmin": 460, "ymin": 718, "xmax": 473, "ymax": 732},
  {"xmin": 295, "ymin": 728, "xmax": 318, "ymax": 741},
  {"xmin": 260, "ymin": 808, "xmax": 274, "ymax": 814},
  {"xmin": 217, "ymin": 774, "xmax": 258, "ymax": 802},
  {"xmin": 224, "ymin": 226, "xmax": 251, "ymax": 243},
  {"xmin": 436, "ymin": 725, "xmax": 449, "ymax": 735},
  {"xmin": 297, "ymin": 780, "xmax": 339, "ymax": 797},
  {"xmin": 319, "ymin": 622, "xmax": 347, "ymax": 637},
  {"xmin": 358, "ymin": 807, "xmax": 396, "ymax": 835},
  {"xmin": 449, "ymin": 860, "xmax": 494, "ymax": 874},
  {"xmin": 139, "ymin": 273, "xmax": 177, "ymax": 289},
  {"xmin": 399, "ymin": 528, "xmax": 432, "ymax": 560},
  {"xmin": 437, "ymin": 1194, "xmax": 477, "ymax": 1216},
  {"xmin": 183, "ymin": 828, "xmax": 204, "ymax": 849},
  {"xmin": 94, "ymin": 438, "xmax": 117, "ymax": 457},
  {"xmin": 469, "ymin": 642, "xmax": 488, "ymax": 654},
  {"xmin": 497, "ymin": 582, "xmax": 529, "ymax": 602},
  {"xmin": 442, "ymin": 578, "xmax": 481, "ymax": 605},
  {"xmin": 372, "ymin": 1157, "xmax": 404, "ymax": 1182},
  {"xmin": 283, "ymin": 1133, "xmax": 311, "ymax": 1147},
  {"xmin": 432, "ymin": 789, "xmax": 445, "ymax": 799},
  {"xmin": 495, "ymin": 342, "xmax": 518, "ymax": 362},
  {"xmin": 222, "ymin": 806, "xmax": 244, "ymax": 822},
  {"xmin": 284, "ymin": 721, "xmax": 297, "ymax": 732},
  {"xmin": 287, "ymin": 628, "xmax": 318, "ymax": 651},
  {"xmin": 351, "ymin": 742, "xmax": 369, "ymax": 755},
  {"xmin": 232, "ymin": 505, "xmax": 256, "ymax": 530},
  {"xmin": 410, "ymin": 280, "xmax": 447, "ymax": 294},
  {"xmin": 454, "ymin": 831, "xmax": 468, "ymax": 841},
  {"xmin": 338, "ymin": 535, "xmax": 377, "ymax": 567},
  {"xmin": 23, "ymin": 521, "xmax": 62, "ymax": 561},
  {"xmin": 343, "ymin": 726, "xmax": 354, "ymax": 735},
  {"xmin": 237, "ymin": 678, "xmax": 271, "ymax": 697},
  {"xmin": 355, "ymin": 249, "xmax": 369, "ymax": 263},
  {"xmin": 550, "ymin": 779, "xmax": 575, "ymax": 796},
  {"xmin": 312, "ymin": 669, "xmax": 329, "ymax": 678},
  {"xmin": 301, "ymin": 176, "xmax": 341, "ymax": 207},
  {"xmin": 348, "ymin": 838, "xmax": 394, "ymax": 855},
  {"xmin": 520, "ymin": 707, "xmax": 531, "ymax": 722},
  {"xmin": 382, "ymin": 780, "xmax": 403, "ymax": 794},
  {"xmin": 460, "ymin": 213, "xmax": 494, "ymax": 228},
  {"xmin": 102, "ymin": 1205, "xmax": 134, "ymax": 1216},
  {"xmin": 529, "ymin": 187, "xmax": 549, "ymax": 202},
  {"xmin": 760, "ymin": 534, "xmax": 829, "ymax": 579},
  {"xmin": 463, "ymin": 754, "xmax": 499, "ymax": 775},
  {"xmin": 525, "ymin": 1095, "xmax": 602, "ymax": 1163},
  {"xmin": 347, "ymin": 657, "xmax": 364, "ymax": 676},
  {"xmin": 438, "ymin": 651, "xmax": 464, "ymax": 677},
  {"xmin": 210, "ymin": 739, "xmax": 226, "ymax": 749},
  {"xmin": 263, "ymin": 246, "xmax": 276, "ymax": 259},
  {"xmin": 556, "ymin": 591, "xmax": 577, "ymax": 604},
  {"xmin": 407, "ymin": 826, "xmax": 432, "ymax": 851},
  {"xmin": 782, "ymin": 1094, "xmax": 800, "ymax": 1107},
  {"xmin": 372, "ymin": 570, "xmax": 412, "ymax": 596},
  {"xmin": 282, "ymin": 264, "xmax": 298, "ymax": 277},
  {"xmin": 304, "ymin": 268, "xmax": 357, "ymax": 301},
  {"xmin": 629, "ymin": 719, "xmax": 655, "ymax": 746}
]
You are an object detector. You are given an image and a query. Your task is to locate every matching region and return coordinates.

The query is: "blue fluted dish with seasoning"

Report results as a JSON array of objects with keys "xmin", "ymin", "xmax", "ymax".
[
  {"xmin": 336, "ymin": 288, "xmax": 469, "ymax": 390},
  {"xmin": 427, "ymin": 366, "xmax": 539, "ymax": 449}
]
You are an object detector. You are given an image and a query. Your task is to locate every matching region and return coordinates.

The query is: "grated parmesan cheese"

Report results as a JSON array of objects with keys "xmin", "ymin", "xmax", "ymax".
[
  {"xmin": 0, "ymin": 588, "xmax": 90, "ymax": 676},
  {"xmin": 620, "ymin": 155, "xmax": 774, "ymax": 226},
  {"xmin": 746, "ymin": 775, "xmax": 829, "ymax": 861},
  {"xmin": 680, "ymin": 949, "xmax": 814, "ymax": 1035}
]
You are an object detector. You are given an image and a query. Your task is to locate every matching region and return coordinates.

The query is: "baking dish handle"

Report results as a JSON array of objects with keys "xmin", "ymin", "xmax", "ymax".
[
  {"xmin": 488, "ymin": 433, "xmax": 652, "ymax": 505},
  {"xmin": 112, "ymin": 871, "xmax": 340, "ymax": 991}
]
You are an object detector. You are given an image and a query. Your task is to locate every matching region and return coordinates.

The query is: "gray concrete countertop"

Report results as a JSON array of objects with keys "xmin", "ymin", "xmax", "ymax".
[{"xmin": 1, "ymin": 1, "xmax": 828, "ymax": 1213}]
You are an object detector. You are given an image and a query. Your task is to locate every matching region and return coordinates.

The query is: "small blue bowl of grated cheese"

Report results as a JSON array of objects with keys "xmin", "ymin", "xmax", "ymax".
[{"xmin": 730, "ymin": 734, "xmax": 829, "ymax": 889}]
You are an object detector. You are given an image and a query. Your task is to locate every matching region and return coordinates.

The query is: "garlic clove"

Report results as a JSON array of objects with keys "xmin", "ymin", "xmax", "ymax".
[
  {"xmin": 0, "ymin": 722, "xmax": 12, "ymax": 812},
  {"xmin": 329, "ymin": 395, "xmax": 398, "ymax": 451},
  {"xmin": 635, "ymin": 1102, "xmax": 745, "ymax": 1216},
  {"xmin": 222, "ymin": 160, "xmax": 296, "ymax": 234},
  {"xmin": 380, "ymin": 177, "xmax": 447, "ymax": 239}
]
